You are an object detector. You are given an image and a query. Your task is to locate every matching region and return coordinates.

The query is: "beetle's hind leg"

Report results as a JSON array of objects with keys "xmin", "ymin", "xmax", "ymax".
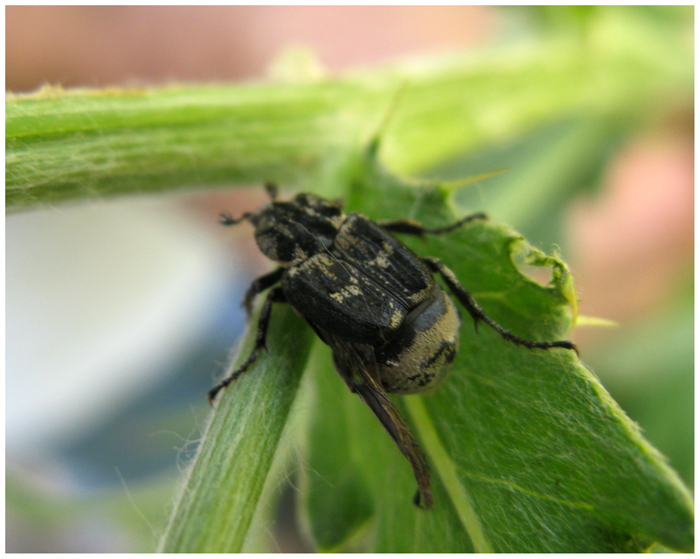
[
  {"xmin": 378, "ymin": 212, "xmax": 487, "ymax": 238},
  {"xmin": 423, "ymin": 257, "xmax": 578, "ymax": 355},
  {"xmin": 208, "ymin": 286, "xmax": 287, "ymax": 405}
]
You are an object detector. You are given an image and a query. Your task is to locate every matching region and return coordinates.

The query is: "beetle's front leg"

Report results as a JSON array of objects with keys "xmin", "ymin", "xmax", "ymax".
[
  {"xmin": 423, "ymin": 257, "xmax": 578, "ymax": 354},
  {"xmin": 242, "ymin": 267, "xmax": 285, "ymax": 316},
  {"xmin": 208, "ymin": 286, "xmax": 287, "ymax": 405},
  {"xmin": 377, "ymin": 212, "xmax": 487, "ymax": 238}
]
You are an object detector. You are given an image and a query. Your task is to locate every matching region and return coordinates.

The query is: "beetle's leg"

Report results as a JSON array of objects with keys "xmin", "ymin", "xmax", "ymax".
[
  {"xmin": 352, "ymin": 380, "xmax": 433, "ymax": 509},
  {"xmin": 326, "ymin": 335, "xmax": 433, "ymax": 508},
  {"xmin": 242, "ymin": 268, "xmax": 285, "ymax": 316},
  {"xmin": 423, "ymin": 257, "xmax": 578, "ymax": 355},
  {"xmin": 377, "ymin": 212, "xmax": 487, "ymax": 238},
  {"xmin": 219, "ymin": 211, "xmax": 253, "ymax": 226},
  {"xmin": 208, "ymin": 286, "xmax": 287, "ymax": 405},
  {"xmin": 221, "ymin": 184, "xmax": 276, "ymax": 224}
]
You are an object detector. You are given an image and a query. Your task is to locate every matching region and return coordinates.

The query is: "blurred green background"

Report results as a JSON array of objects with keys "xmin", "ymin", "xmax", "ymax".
[{"xmin": 6, "ymin": 6, "xmax": 692, "ymax": 552}]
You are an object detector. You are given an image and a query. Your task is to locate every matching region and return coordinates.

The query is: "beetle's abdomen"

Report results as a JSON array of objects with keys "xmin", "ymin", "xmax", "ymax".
[
  {"xmin": 375, "ymin": 285, "xmax": 461, "ymax": 394},
  {"xmin": 281, "ymin": 253, "xmax": 407, "ymax": 344}
]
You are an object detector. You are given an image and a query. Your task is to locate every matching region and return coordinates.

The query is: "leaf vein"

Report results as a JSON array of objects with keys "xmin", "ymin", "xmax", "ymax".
[
  {"xmin": 459, "ymin": 470, "xmax": 595, "ymax": 511},
  {"xmin": 405, "ymin": 395, "xmax": 494, "ymax": 553}
]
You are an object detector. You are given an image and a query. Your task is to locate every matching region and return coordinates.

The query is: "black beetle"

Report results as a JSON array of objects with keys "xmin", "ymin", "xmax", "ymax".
[{"xmin": 210, "ymin": 183, "xmax": 577, "ymax": 508}]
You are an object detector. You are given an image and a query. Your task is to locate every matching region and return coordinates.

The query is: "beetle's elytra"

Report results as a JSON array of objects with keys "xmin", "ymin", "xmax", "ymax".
[{"xmin": 211, "ymin": 183, "xmax": 577, "ymax": 509}]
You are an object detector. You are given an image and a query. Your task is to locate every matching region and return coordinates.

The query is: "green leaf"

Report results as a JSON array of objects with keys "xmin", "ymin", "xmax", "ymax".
[
  {"xmin": 158, "ymin": 305, "xmax": 315, "ymax": 553},
  {"xmin": 299, "ymin": 152, "xmax": 693, "ymax": 552},
  {"xmin": 586, "ymin": 280, "xmax": 694, "ymax": 487}
]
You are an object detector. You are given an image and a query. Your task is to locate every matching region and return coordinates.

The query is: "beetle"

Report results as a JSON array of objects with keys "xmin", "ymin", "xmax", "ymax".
[{"xmin": 210, "ymin": 183, "xmax": 577, "ymax": 509}]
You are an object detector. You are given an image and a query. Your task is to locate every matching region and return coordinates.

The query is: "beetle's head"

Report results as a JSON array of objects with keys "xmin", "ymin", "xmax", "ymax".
[{"xmin": 227, "ymin": 192, "xmax": 345, "ymax": 266}]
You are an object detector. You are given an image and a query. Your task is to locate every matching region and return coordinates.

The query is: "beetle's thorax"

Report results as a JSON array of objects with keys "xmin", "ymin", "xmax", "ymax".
[{"xmin": 251, "ymin": 193, "xmax": 345, "ymax": 266}]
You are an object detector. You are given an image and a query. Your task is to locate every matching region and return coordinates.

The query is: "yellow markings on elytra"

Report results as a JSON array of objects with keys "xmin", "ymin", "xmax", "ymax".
[
  {"xmin": 389, "ymin": 306, "xmax": 404, "ymax": 328},
  {"xmin": 292, "ymin": 246, "xmax": 308, "ymax": 262},
  {"xmin": 370, "ymin": 251, "xmax": 391, "ymax": 268},
  {"xmin": 329, "ymin": 284, "xmax": 362, "ymax": 303}
]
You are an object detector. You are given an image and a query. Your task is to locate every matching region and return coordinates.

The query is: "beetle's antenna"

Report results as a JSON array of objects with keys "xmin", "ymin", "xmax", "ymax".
[
  {"xmin": 264, "ymin": 182, "xmax": 279, "ymax": 200},
  {"xmin": 219, "ymin": 211, "xmax": 252, "ymax": 226}
]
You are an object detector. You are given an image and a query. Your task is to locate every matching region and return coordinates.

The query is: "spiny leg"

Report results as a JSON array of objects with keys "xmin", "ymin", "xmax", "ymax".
[
  {"xmin": 422, "ymin": 257, "xmax": 578, "ymax": 354},
  {"xmin": 378, "ymin": 212, "xmax": 487, "ymax": 237},
  {"xmin": 242, "ymin": 268, "xmax": 284, "ymax": 316},
  {"xmin": 352, "ymin": 381, "xmax": 433, "ymax": 509},
  {"xmin": 326, "ymin": 334, "xmax": 433, "ymax": 508},
  {"xmin": 208, "ymin": 286, "xmax": 287, "ymax": 405}
]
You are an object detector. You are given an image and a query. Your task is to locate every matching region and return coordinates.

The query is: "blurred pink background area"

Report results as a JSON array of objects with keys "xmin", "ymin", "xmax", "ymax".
[
  {"xmin": 6, "ymin": 6, "xmax": 491, "ymax": 88},
  {"xmin": 568, "ymin": 129, "xmax": 693, "ymax": 326}
]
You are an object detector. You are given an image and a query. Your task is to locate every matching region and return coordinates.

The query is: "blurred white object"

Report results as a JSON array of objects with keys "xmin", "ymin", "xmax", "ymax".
[{"xmin": 6, "ymin": 196, "xmax": 237, "ymax": 453}]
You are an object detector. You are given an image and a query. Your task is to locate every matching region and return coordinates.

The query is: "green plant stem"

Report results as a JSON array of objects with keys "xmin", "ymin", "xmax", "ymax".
[
  {"xmin": 158, "ymin": 305, "xmax": 314, "ymax": 553},
  {"xmin": 6, "ymin": 12, "xmax": 691, "ymax": 213}
]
